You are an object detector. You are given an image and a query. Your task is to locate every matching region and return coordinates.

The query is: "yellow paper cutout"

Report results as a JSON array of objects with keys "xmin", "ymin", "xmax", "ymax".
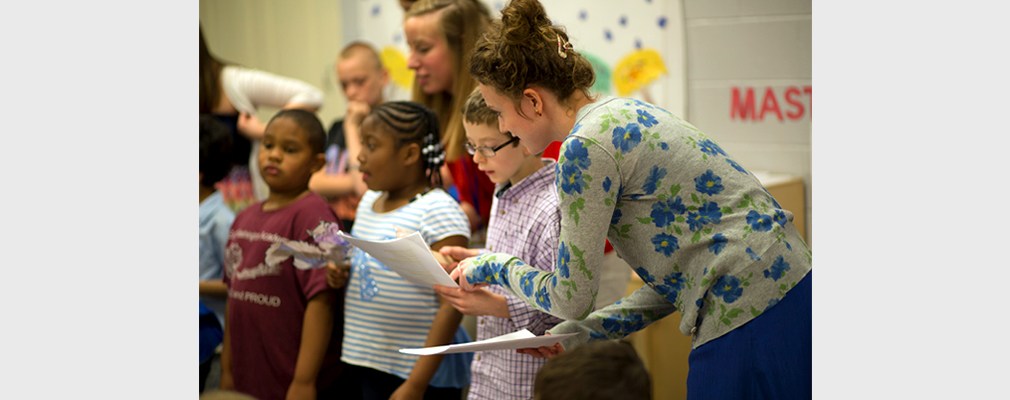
[
  {"xmin": 614, "ymin": 49, "xmax": 667, "ymax": 97},
  {"xmin": 381, "ymin": 47, "xmax": 413, "ymax": 90}
]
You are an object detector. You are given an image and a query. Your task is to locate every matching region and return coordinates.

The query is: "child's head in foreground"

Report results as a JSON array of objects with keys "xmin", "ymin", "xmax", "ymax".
[
  {"xmin": 461, "ymin": 87, "xmax": 542, "ymax": 185},
  {"xmin": 357, "ymin": 101, "xmax": 445, "ymax": 191},
  {"xmin": 199, "ymin": 114, "xmax": 234, "ymax": 191},
  {"xmin": 534, "ymin": 340, "xmax": 652, "ymax": 400},
  {"xmin": 257, "ymin": 109, "xmax": 327, "ymax": 195}
]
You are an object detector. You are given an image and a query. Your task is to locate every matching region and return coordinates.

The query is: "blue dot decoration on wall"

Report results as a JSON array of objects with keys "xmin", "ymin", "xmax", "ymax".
[
  {"xmin": 494, "ymin": 2, "xmax": 504, "ymax": 12},
  {"xmin": 658, "ymin": 16, "xmax": 667, "ymax": 28},
  {"xmin": 393, "ymin": 33, "xmax": 403, "ymax": 44},
  {"xmin": 619, "ymin": 15, "xmax": 627, "ymax": 26},
  {"xmin": 635, "ymin": 38, "xmax": 642, "ymax": 49},
  {"xmin": 604, "ymin": 29, "xmax": 612, "ymax": 41},
  {"xmin": 579, "ymin": 9, "xmax": 587, "ymax": 21},
  {"xmin": 371, "ymin": 5, "xmax": 380, "ymax": 16}
]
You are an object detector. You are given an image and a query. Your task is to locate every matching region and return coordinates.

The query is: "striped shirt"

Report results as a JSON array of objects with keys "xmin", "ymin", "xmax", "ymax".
[
  {"xmin": 341, "ymin": 189, "xmax": 471, "ymax": 385},
  {"xmin": 468, "ymin": 160, "xmax": 565, "ymax": 400}
]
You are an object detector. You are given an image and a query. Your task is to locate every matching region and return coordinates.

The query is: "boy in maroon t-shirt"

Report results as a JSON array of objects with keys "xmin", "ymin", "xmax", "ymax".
[{"xmin": 221, "ymin": 109, "xmax": 350, "ymax": 400}]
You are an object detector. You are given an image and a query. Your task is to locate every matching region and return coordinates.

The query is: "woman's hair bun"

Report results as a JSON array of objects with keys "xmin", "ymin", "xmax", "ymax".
[
  {"xmin": 500, "ymin": 0, "xmax": 552, "ymax": 48},
  {"xmin": 469, "ymin": 0, "xmax": 595, "ymax": 106}
]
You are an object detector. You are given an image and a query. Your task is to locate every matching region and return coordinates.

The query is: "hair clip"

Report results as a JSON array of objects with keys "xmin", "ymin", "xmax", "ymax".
[
  {"xmin": 421, "ymin": 131, "xmax": 445, "ymax": 167},
  {"xmin": 557, "ymin": 34, "xmax": 573, "ymax": 59}
]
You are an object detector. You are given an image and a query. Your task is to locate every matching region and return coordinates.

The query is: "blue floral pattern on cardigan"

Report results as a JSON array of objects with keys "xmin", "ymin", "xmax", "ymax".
[{"xmin": 466, "ymin": 96, "xmax": 811, "ymax": 350}]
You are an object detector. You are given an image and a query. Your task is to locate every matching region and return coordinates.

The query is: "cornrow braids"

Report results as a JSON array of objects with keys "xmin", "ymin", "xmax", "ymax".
[{"xmin": 368, "ymin": 101, "xmax": 446, "ymax": 187}]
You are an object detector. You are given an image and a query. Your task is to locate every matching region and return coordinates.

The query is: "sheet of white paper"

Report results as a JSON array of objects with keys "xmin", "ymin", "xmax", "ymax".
[
  {"xmin": 398, "ymin": 329, "xmax": 578, "ymax": 355},
  {"xmin": 337, "ymin": 231, "xmax": 458, "ymax": 288}
]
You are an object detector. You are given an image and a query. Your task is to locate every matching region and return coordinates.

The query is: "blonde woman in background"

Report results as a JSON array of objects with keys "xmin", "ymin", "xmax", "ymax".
[{"xmin": 404, "ymin": 0, "xmax": 495, "ymax": 240}]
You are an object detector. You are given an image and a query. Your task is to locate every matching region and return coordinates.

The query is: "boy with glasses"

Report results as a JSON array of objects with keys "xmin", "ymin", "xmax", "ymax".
[{"xmin": 433, "ymin": 87, "xmax": 563, "ymax": 399}]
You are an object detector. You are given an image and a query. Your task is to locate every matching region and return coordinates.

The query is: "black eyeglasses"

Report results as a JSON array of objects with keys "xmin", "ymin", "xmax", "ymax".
[{"xmin": 464, "ymin": 135, "xmax": 519, "ymax": 157}]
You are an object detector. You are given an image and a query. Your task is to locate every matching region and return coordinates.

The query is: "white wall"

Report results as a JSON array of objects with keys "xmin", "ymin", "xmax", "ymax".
[
  {"xmin": 199, "ymin": 0, "xmax": 345, "ymax": 128},
  {"xmin": 682, "ymin": 0, "xmax": 813, "ymax": 245}
]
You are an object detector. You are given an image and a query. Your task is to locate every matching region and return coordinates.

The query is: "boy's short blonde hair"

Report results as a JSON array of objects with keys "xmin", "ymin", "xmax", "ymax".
[{"xmin": 461, "ymin": 86, "xmax": 498, "ymax": 128}]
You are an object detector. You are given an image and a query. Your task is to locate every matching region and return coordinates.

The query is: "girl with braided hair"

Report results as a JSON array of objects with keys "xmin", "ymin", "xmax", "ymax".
[{"xmin": 338, "ymin": 101, "xmax": 473, "ymax": 399}]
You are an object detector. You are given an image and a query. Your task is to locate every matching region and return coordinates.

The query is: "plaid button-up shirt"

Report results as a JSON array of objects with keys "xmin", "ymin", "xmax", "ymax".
[{"xmin": 467, "ymin": 160, "xmax": 564, "ymax": 400}]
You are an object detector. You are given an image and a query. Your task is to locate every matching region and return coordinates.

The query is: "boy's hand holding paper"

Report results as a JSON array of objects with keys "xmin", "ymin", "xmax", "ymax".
[
  {"xmin": 432, "ymin": 284, "xmax": 509, "ymax": 318},
  {"xmin": 437, "ymin": 246, "xmax": 482, "ymax": 272},
  {"xmin": 326, "ymin": 262, "xmax": 350, "ymax": 289}
]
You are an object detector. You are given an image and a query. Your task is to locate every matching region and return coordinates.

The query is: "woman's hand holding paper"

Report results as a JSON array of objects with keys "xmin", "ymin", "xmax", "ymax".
[
  {"xmin": 447, "ymin": 256, "xmax": 487, "ymax": 292},
  {"xmin": 515, "ymin": 337, "xmax": 565, "ymax": 359}
]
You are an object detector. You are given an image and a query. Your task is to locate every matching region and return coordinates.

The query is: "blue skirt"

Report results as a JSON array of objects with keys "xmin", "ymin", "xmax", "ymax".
[{"xmin": 686, "ymin": 271, "xmax": 812, "ymax": 400}]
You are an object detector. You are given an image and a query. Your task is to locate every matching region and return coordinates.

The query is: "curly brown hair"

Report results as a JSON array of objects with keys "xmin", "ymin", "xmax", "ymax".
[
  {"xmin": 469, "ymin": 0, "xmax": 596, "ymax": 117},
  {"xmin": 405, "ymin": 0, "xmax": 491, "ymax": 161}
]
